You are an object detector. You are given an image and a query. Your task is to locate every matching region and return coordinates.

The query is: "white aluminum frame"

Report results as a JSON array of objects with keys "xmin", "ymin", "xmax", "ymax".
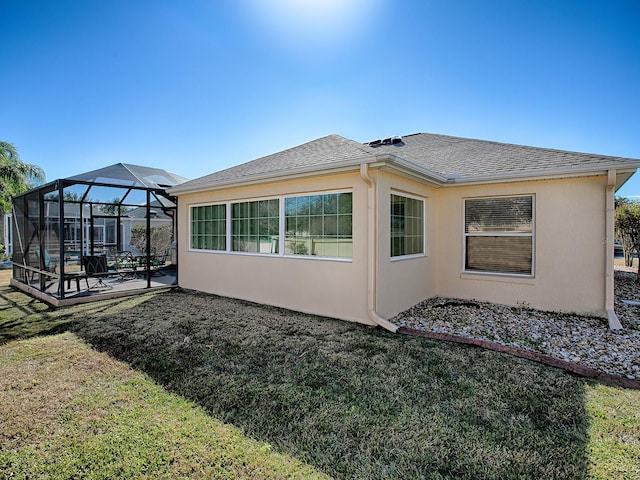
[{"xmin": 462, "ymin": 194, "xmax": 535, "ymax": 277}]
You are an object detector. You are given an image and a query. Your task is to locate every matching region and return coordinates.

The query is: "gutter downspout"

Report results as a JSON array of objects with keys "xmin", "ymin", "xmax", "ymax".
[
  {"xmin": 606, "ymin": 169, "xmax": 622, "ymax": 329},
  {"xmin": 360, "ymin": 163, "xmax": 398, "ymax": 333}
]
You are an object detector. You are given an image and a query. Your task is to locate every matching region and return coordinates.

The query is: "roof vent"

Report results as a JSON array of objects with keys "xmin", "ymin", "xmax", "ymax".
[{"xmin": 368, "ymin": 136, "xmax": 403, "ymax": 147}]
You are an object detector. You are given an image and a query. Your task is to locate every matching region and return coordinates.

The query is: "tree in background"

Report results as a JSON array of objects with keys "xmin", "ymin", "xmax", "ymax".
[
  {"xmin": 0, "ymin": 141, "xmax": 45, "ymax": 213},
  {"xmin": 130, "ymin": 225, "xmax": 172, "ymax": 256},
  {"xmin": 99, "ymin": 198, "xmax": 132, "ymax": 215},
  {"xmin": 615, "ymin": 197, "xmax": 640, "ymax": 280}
]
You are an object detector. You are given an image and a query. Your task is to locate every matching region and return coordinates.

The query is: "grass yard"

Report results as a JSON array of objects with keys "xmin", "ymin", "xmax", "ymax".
[{"xmin": 1, "ymin": 268, "xmax": 639, "ymax": 479}]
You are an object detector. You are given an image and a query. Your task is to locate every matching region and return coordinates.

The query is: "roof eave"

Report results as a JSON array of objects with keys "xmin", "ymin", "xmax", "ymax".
[
  {"xmin": 444, "ymin": 164, "xmax": 639, "ymax": 188},
  {"xmin": 168, "ymin": 154, "xmax": 639, "ymax": 196},
  {"xmin": 168, "ymin": 156, "xmax": 380, "ymax": 195}
]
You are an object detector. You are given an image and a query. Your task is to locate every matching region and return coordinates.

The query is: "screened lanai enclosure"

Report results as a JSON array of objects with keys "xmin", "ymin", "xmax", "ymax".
[{"xmin": 10, "ymin": 163, "xmax": 187, "ymax": 305}]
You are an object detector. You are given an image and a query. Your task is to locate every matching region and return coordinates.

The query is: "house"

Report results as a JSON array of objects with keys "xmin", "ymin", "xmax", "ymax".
[
  {"xmin": 168, "ymin": 133, "xmax": 640, "ymax": 330},
  {"xmin": 120, "ymin": 202, "xmax": 174, "ymax": 255}
]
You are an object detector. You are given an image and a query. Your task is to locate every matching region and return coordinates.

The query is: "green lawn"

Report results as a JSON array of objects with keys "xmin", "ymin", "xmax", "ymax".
[{"xmin": 1, "ymin": 270, "xmax": 639, "ymax": 479}]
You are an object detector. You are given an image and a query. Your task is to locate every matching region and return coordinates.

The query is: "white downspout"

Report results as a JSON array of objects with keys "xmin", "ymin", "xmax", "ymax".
[
  {"xmin": 606, "ymin": 169, "xmax": 622, "ymax": 329},
  {"xmin": 360, "ymin": 163, "xmax": 398, "ymax": 333}
]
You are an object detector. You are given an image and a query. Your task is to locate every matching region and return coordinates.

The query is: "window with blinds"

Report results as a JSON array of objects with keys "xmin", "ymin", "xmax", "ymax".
[{"xmin": 464, "ymin": 195, "xmax": 533, "ymax": 275}]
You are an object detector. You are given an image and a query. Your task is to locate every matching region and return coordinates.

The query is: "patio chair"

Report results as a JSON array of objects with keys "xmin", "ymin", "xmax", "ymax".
[
  {"xmin": 35, "ymin": 249, "xmax": 57, "ymax": 273},
  {"xmin": 113, "ymin": 251, "xmax": 137, "ymax": 270},
  {"xmin": 138, "ymin": 249, "xmax": 170, "ymax": 276},
  {"xmin": 82, "ymin": 254, "xmax": 115, "ymax": 290},
  {"xmin": 150, "ymin": 249, "xmax": 169, "ymax": 269}
]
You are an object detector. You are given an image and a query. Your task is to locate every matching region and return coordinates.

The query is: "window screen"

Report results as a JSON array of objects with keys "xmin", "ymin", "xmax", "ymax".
[
  {"xmin": 231, "ymin": 199, "xmax": 279, "ymax": 254},
  {"xmin": 191, "ymin": 204, "xmax": 226, "ymax": 251},
  {"xmin": 391, "ymin": 194, "xmax": 424, "ymax": 257},
  {"xmin": 284, "ymin": 192, "xmax": 352, "ymax": 258},
  {"xmin": 464, "ymin": 196, "xmax": 533, "ymax": 274}
]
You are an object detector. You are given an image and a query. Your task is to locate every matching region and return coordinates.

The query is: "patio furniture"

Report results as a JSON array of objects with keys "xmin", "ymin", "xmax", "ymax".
[
  {"xmin": 82, "ymin": 254, "xmax": 115, "ymax": 290},
  {"xmin": 134, "ymin": 250, "xmax": 169, "ymax": 275},
  {"xmin": 109, "ymin": 251, "xmax": 138, "ymax": 270},
  {"xmin": 64, "ymin": 271, "xmax": 89, "ymax": 291},
  {"xmin": 35, "ymin": 249, "xmax": 57, "ymax": 273},
  {"xmin": 64, "ymin": 250, "xmax": 82, "ymax": 266},
  {"xmin": 108, "ymin": 251, "xmax": 140, "ymax": 279}
]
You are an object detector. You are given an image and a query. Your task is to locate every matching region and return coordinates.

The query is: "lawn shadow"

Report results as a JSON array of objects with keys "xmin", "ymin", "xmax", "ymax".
[
  {"xmin": 70, "ymin": 288, "xmax": 593, "ymax": 480},
  {"xmin": 0, "ymin": 278, "xmax": 160, "ymax": 345}
]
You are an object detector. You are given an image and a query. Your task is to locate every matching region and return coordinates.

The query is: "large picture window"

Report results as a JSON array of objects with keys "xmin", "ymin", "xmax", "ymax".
[
  {"xmin": 391, "ymin": 194, "xmax": 424, "ymax": 257},
  {"xmin": 464, "ymin": 195, "xmax": 533, "ymax": 275},
  {"xmin": 232, "ymin": 199, "xmax": 279, "ymax": 254},
  {"xmin": 191, "ymin": 204, "xmax": 226, "ymax": 251},
  {"xmin": 284, "ymin": 192, "xmax": 352, "ymax": 258}
]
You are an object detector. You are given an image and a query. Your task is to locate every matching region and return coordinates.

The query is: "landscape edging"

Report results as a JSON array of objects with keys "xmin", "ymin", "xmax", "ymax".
[{"xmin": 397, "ymin": 327, "xmax": 640, "ymax": 390}]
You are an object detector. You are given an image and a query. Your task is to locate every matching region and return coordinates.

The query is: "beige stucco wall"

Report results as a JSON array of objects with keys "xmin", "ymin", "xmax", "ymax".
[
  {"xmin": 434, "ymin": 175, "xmax": 608, "ymax": 317},
  {"xmin": 176, "ymin": 168, "xmax": 610, "ymax": 325},
  {"xmin": 176, "ymin": 172, "xmax": 374, "ymax": 325},
  {"xmin": 373, "ymin": 170, "xmax": 438, "ymax": 319}
]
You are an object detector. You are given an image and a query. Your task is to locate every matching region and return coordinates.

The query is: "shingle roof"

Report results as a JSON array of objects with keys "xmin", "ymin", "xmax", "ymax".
[
  {"xmin": 178, "ymin": 135, "xmax": 372, "ymax": 190},
  {"xmin": 171, "ymin": 132, "xmax": 639, "ymax": 193},
  {"xmin": 370, "ymin": 133, "xmax": 639, "ymax": 179}
]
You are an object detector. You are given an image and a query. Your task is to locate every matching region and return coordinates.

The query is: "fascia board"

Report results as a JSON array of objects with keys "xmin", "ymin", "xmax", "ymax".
[
  {"xmin": 382, "ymin": 155, "xmax": 450, "ymax": 184},
  {"xmin": 168, "ymin": 157, "xmax": 375, "ymax": 195},
  {"xmin": 375, "ymin": 163, "xmax": 445, "ymax": 188},
  {"xmin": 168, "ymin": 153, "xmax": 639, "ymax": 196},
  {"xmin": 613, "ymin": 170, "xmax": 637, "ymax": 191},
  {"xmin": 169, "ymin": 153, "xmax": 454, "ymax": 196},
  {"xmin": 441, "ymin": 164, "xmax": 639, "ymax": 187}
]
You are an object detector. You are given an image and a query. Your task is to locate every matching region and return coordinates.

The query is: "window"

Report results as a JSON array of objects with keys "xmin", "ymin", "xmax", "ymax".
[
  {"xmin": 390, "ymin": 194, "xmax": 424, "ymax": 257},
  {"xmin": 232, "ymin": 199, "xmax": 279, "ymax": 253},
  {"xmin": 191, "ymin": 204, "xmax": 226, "ymax": 251},
  {"xmin": 464, "ymin": 195, "xmax": 533, "ymax": 275},
  {"xmin": 284, "ymin": 192, "xmax": 352, "ymax": 258}
]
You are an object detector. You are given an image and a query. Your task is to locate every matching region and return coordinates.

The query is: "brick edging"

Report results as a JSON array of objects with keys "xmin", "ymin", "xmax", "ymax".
[{"xmin": 397, "ymin": 327, "xmax": 640, "ymax": 390}]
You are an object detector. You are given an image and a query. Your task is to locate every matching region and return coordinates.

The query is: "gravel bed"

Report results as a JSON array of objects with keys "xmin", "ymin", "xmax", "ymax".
[{"xmin": 392, "ymin": 269, "xmax": 640, "ymax": 380}]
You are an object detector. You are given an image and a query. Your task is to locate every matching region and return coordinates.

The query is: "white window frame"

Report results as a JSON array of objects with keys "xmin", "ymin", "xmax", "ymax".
[
  {"xmin": 230, "ymin": 197, "xmax": 281, "ymax": 255},
  {"xmin": 390, "ymin": 191, "xmax": 426, "ymax": 261},
  {"xmin": 463, "ymin": 194, "xmax": 535, "ymax": 277},
  {"xmin": 187, "ymin": 190, "xmax": 353, "ymax": 262},
  {"xmin": 282, "ymin": 190, "xmax": 353, "ymax": 261},
  {"xmin": 189, "ymin": 202, "xmax": 228, "ymax": 252}
]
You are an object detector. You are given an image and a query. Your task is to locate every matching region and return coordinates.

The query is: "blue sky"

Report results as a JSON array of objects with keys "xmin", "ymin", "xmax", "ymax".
[{"xmin": 2, "ymin": 0, "xmax": 639, "ymax": 195}]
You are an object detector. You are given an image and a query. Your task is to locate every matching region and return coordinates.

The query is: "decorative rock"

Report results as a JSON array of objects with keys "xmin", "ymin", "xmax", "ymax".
[{"xmin": 391, "ymin": 269, "xmax": 640, "ymax": 380}]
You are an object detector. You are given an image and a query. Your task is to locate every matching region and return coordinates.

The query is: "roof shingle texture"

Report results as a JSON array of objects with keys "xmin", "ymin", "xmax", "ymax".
[
  {"xmin": 181, "ymin": 135, "xmax": 373, "ymax": 189},
  {"xmin": 176, "ymin": 133, "xmax": 639, "ymax": 190},
  {"xmin": 372, "ymin": 133, "xmax": 639, "ymax": 178}
]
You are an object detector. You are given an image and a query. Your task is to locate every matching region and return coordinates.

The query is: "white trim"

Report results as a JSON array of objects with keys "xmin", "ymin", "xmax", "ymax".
[
  {"xmin": 188, "ymin": 202, "xmax": 228, "ymax": 253},
  {"xmin": 187, "ymin": 190, "xmax": 354, "ymax": 260},
  {"xmin": 390, "ymin": 253, "xmax": 425, "ymax": 262},
  {"xmin": 168, "ymin": 144, "xmax": 638, "ymax": 196},
  {"xmin": 282, "ymin": 190, "xmax": 354, "ymax": 260},
  {"xmin": 462, "ymin": 194, "xmax": 535, "ymax": 277},
  {"xmin": 460, "ymin": 272, "xmax": 536, "ymax": 284},
  {"xmin": 390, "ymin": 190, "xmax": 426, "ymax": 259}
]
